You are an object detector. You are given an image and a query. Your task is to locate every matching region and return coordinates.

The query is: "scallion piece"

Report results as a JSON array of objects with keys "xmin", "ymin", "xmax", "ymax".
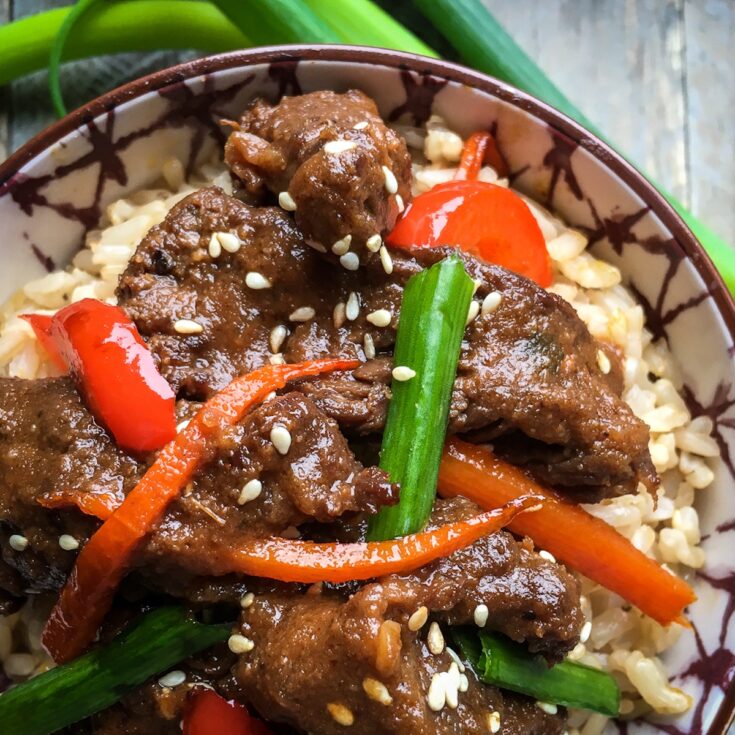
[
  {"xmin": 453, "ymin": 628, "xmax": 620, "ymax": 717},
  {"xmin": 0, "ymin": 607, "xmax": 229, "ymax": 735},
  {"xmin": 366, "ymin": 254, "xmax": 474, "ymax": 541}
]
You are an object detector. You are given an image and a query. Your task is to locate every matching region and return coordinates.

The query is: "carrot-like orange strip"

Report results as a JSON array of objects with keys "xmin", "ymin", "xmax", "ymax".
[
  {"xmin": 438, "ymin": 438, "xmax": 696, "ymax": 627},
  {"xmin": 454, "ymin": 131, "xmax": 509, "ymax": 181}
]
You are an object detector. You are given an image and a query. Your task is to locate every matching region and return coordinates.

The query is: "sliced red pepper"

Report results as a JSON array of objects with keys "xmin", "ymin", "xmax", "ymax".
[
  {"xmin": 438, "ymin": 438, "xmax": 696, "ymax": 626},
  {"xmin": 387, "ymin": 180, "xmax": 552, "ymax": 287},
  {"xmin": 41, "ymin": 358, "xmax": 359, "ymax": 664},
  {"xmin": 184, "ymin": 690, "xmax": 272, "ymax": 735},
  {"xmin": 20, "ymin": 314, "xmax": 67, "ymax": 372},
  {"xmin": 38, "ymin": 489, "xmax": 119, "ymax": 521},
  {"xmin": 49, "ymin": 299, "xmax": 176, "ymax": 454},
  {"xmin": 454, "ymin": 131, "xmax": 509, "ymax": 180}
]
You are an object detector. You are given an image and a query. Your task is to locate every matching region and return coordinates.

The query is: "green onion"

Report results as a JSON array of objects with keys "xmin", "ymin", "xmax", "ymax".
[
  {"xmin": 453, "ymin": 628, "xmax": 620, "ymax": 717},
  {"xmin": 366, "ymin": 255, "xmax": 474, "ymax": 541},
  {"xmin": 0, "ymin": 607, "xmax": 229, "ymax": 735}
]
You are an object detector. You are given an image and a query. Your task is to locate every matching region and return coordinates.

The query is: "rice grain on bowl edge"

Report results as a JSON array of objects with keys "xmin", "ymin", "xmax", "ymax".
[{"xmin": 0, "ymin": 120, "xmax": 720, "ymax": 731}]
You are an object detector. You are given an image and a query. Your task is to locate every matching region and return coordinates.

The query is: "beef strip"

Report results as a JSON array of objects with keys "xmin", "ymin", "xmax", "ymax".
[
  {"xmin": 225, "ymin": 90, "xmax": 412, "ymax": 259},
  {"xmin": 117, "ymin": 186, "xmax": 655, "ymax": 498}
]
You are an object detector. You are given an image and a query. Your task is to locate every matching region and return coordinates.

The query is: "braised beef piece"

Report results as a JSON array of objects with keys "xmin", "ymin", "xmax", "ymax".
[
  {"xmin": 225, "ymin": 90, "xmax": 412, "ymax": 259},
  {"xmin": 117, "ymin": 187, "xmax": 654, "ymax": 498}
]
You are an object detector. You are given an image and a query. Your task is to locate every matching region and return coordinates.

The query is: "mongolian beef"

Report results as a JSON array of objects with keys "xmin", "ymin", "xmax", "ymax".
[{"xmin": 0, "ymin": 89, "xmax": 716, "ymax": 734}]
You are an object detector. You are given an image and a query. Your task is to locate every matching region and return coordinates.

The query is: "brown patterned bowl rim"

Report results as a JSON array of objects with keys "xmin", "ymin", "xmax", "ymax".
[{"xmin": 1, "ymin": 45, "xmax": 734, "ymax": 733}]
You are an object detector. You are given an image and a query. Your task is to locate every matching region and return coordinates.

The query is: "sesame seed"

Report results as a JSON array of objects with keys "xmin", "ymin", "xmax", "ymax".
[
  {"xmin": 395, "ymin": 194, "xmax": 405, "ymax": 213},
  {"xmin": 353, "ymin": 121, "xmax": 369, "ymax": 130},
  {"xmin": 366, "ymin": 309, "xmax": 392, "ymax": 327},
  {"xmin": 408, "ymin": 606, "xmax": 428, "ymax": 631},
  {"xmin": 176, "ymin": 419, "xmax": 190, "ymax": 433},
  {"xmin": 208, "ymin": 233, "xmax": 222, "ymax": 258},
  {"xmin": 392, "ymin": 366, "xmax": 416, "ymax": 382},
  {"xmin": 366, "ymin": 234, "xmax": 382, "ymax": 252},
  {"xmin": 238, "ymin": 479, "xmax": 263, "ymax": 505},
  {"xmin": 264, "ymin": 391, "xmax": 277, "ymax": 402},
  {"xmin": 217, "ymin": 232, "xmax": 241, "ymax": 253},
  {"xmin": 289, "ymin": 306, "xmax": 316, "ymax": 322},
  {"xmin": 174, "ymin": 319, "xmax": 203, "ymax": 335},
  {"xmin": 427, "ymin": 622, "xmax": 445, "ymax": 655},
  {"xmin": 567, "ymin": 642, "xmax": 586, "ymax": 661},
  {"xmin": 362, "ymin": 677, "xmax": 393, "ymax": 705},
  {"xmin": 427, "ymin": 672, "xmax": 446, "ymax": 712},
  {"xmin": 333, "ymin": 302, "xmax": 347, "ymax": 328},
  {"xmin": 473, "ymin": 279, "xmax": 482, "ymax": 295},
  {"xmin": 269, "ymin": 353, "xmax": 285, "ymax": 365},
  {"xmin": 158, "ymin": 670, "xmax": 186, "ymax": 688},
  {"xmin": 445, "ymin": 646, "xmax": 466, "ymax": 673},
  {"xmin": 379, "ymin": 245, "xmax": 393, "ymax": 274},
  {"xmin": 363, "ymin": 333, "xmax": 376, "ymax": 360},
  {"xmin": 306, "ymin": 239, "xmax": 327, "ymax": 253},
  {"xmin": 444, "ymin": 663, "xmax": 460, "ymax": 709},
  {"xmin": 228, "ymin": 634, "xmax": 255, "ymax": 654},
  {"xmin": 340, "ymin": 252, "xmax": 360, "ymax": 271},
  {"xmin": 9, "ymin": 534, "xmax": 28, "ymax": 552},
  {"xmin": 327, "ymin": 702, "xmax": 354, "ymax": 726},
  {"xmin": 597, "ymin": 349, "xmax": 612, "ymax": 374},
  {"xmin": 331, "ymin": 235, "xmax": 352, "ymax": 256},
  {"xmin": 537, "ymin": 702, "xmax": 558, "ymax": 715},
  {"xmin": 59, "ymin": 534, "xmax": 80, "ymax": 551},
  {"xmin": 270, "ymin": 424, "xmax": 292, "ymax": 455},
  {"xmin": 269, "ymin": 325, "xmax": 287, "ymax": 353},
  {"xmin": 539, "ymin": 550, "xmax": 556, "ymax": 563},
  {"xmin": 580, "ymin": 620, "xmax": 592, "ymax": 644},
  {"xmin": 481, "ymin": 291, "xmax": 502, "ymax": 316},
  {"xmin": 466, "ymin": 301, "xmax": 480, "ymax": 325},
  {"xmin": 459, "ymin": 673, "xmax": 469, "ymax": 693},
  {"xmin": 278, "ymin": 191, "xmax": 297, "ymax": 211},
  {"xmin": 345, "ymin": 292, "xmax": 360, "ymax": 321},
  {"xmin": 487, "ymin": 711, "xmax": 501, "ymax": 733},
  {"xmin": 240, "ymin": 592, "xmax": 255, "ymax": 609},
  {"xmin": 382, "ymin": 165, "xmax": 398, "ymax": 194},
  {"xmin": 324, "ymin": 140, "xmax": 357, "ymax": 155},
  {"xmin": 473, "ymin": 604, "xmax": 489, "ymax": 628},
  {"xmin": 245, "ymin": 271, "xmax": 272, "ymax": 290}
]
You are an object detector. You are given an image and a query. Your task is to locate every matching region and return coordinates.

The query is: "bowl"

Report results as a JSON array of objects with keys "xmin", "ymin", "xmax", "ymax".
[{"xmin": 0, "ymin": 45, "xmax": 733, "ymax": 734}]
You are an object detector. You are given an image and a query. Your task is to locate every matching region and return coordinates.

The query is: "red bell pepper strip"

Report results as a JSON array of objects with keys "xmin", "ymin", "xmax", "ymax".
[
  {"xmin": 454, "ymin": 131, "xmax": 509, "ymax": 180},
  {"xmin": 437, "ymin": 438, "xmax": 696, "ymax": 627},
  {"xmin": 386, "ymin": 180, "xmax": 552, "ymax": 287},
  {"xmin": 20, "ymin": 313, "xmax": 67, "ymax": 372},
  {"xmin": 38, "ymin": 489, "xmax": 119, "ymax": 521},
  {"xmin": 41, "ymin": 358, "xmax": 359, "ymax": 664},
  {"xmin": 184, "ymin": 690, "xmax": 272, "ymax": 735},
  {"xmin": 49, "ymin": 299, "xmax": 176, "ymax": 453}
]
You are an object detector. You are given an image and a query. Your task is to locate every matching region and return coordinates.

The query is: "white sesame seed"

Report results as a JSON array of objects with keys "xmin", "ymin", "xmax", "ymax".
[
  {"xmin": 580, "ymin": 620, "xmax": 592, "ymax": 644},
  {"xmin": 326, "ymin": 702, "xmax": 354, "ymax": 726},
  {"xmin": 353, "ymin": 121, "xmax": 369, "ymax": 130},
  {"xmin": 59, "ymin": 534, "xmax": 80, "ymax": 551},
  {"xmin": 238, "ymin": 479, "xmax": 263, "ymax": 505},
  {"xmin": 597, "ymin": 349, "xmax": 612, "ymax": 374},
  {"xmin": 331, "ymin": 235, "xmax": 352, "ymax": 256},
  {"xmin": 473, "ymin": 604, "xmax": 489, "ymax": 628},
  {"xmin": 427, "ymin": 672, "xmax": 446, "ymax": 712},
  {"xmin": 366, "ymin": 234, "xmax": 382, "ymax": 252},
  {"xmin": 366, "ymin": 309, "xmax": 392, "ymax": 327},
  {"xmin": 472, "ymin": 279, "xmax": 482, "ymax": 295},
  {"xmin": 539, "ymin": 550, "xmax": 556, "ymax": 563},
  {"xmin": 459, "ymin": 673, "xmax": 469, "ymax": 693},
  {"xmin": 208, "ymin": 233, "xmax": 222, "ymax": 258},
  {"xmin": 306, "ymin": 239, "xmax": 327, "ymax": 253},
  {"xmin": 444, "ymin": 663, "xmax": 460, "ymax": 709},
  {"xmin": 324, "ymin": 140, "xmax": 357, "ymax": 155},
  {"xmin": 269, "ymin": 325, "xmax": 287, "ymax": 353},
  {"xmin": 466, "ymin": 301, "xmax": 480, "ymax": 325},
  {"xmin": 408, "ymin": 606, "xmax": 428, "ymax": 631},
  {"xmin": 289, "ymin": 306, "xmax": 316, "ymax": 322},
  {"xmin": 176, "ymin": 419, "xmax": 190, "ymax": 433},
  {"xmin": 270, "ymin": 424, "xmax": 292, "ymax": 455},
  {"xmin": 217, "ymin": 232, "xmax": 242, "ymax": 253},
  {"xmin": 340, "ymin": 252, "xmax": 360, "ymax": 271},
  {"xmin": 488, "ymin": 711, "xmax": 501, "ymax": 733},
  {"xmin": 567, "ymin": 642, "xmax": 586, "ymax": 661},
  {"xmin": 537, "ymin": 702, "xmax": 558, "ymax": 715},
  {"xmin": 363, "ymin": 333, "xmax": 376, "ymax": 360},
  {"xmin": 427, "ymin": 622, "xmax": 445, "ymax": 655},
  {"xmin": 481, "ymin": 291, "xmax": 502, "ymax": 316},
  {"xmin": 278, "ymin": 191, "xmax": 297, "ymax": 211},
  {"xmin": 245, "ymin": 271, "xmax": 272, "ymax": 290},
  {"xmin": 174, "ymin": 319, "xmax": 203, "ymax": 335},
  {"xmin": 9, "ymin": 534, "xmax": 28, "ymax": 552},
  {"xmin": 395, "ymin": 194, "xmax": 405, "ymax": 213},
  {"xmin": 333, "ymin": 302, "xmax": 346, "ymax": 328},
  {"xmin": 158, "ymin": 670, "xmax": 186, "ymax": 688},
  {"xmin": 228, "ymin": 634, "xmax": 255, "ymax": 654},
  {"xmin": 379, "ymin": 245, "xmax": 393, "ymax": 274},
  {"xmin": 382, "ymin": 165, "xmax": 398, "ymax": 194},
  {"xmin": 269, "ymin": 353, "xmax": 285, "ymax": 365},
  {"xmin": 263, "ymin": 391, "xmax": 277, "ymax": 402},
  {"xmin": 392, "ymin": 366, "xmax": 416, "ymax": 382},
  {"xmin": 240, "ymin": 592, "xmax": 255, "ymax": 609},
  {"xmin": 445, "ymin": 646, "xmax": 466, "ymax": 673},
  {"xmin": 362, "ymin": 677, "xmax": 393, "ymax": 705},
  {"xmin": 345, "ymin": 292, "xmax": 360, "ymax": 321}
]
